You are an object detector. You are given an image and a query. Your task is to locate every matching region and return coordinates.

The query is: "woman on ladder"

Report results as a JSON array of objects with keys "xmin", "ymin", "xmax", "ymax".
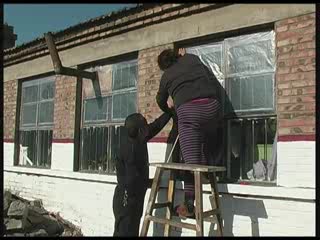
[{"xmin": 156, "ymin": 48, "xmax": 223, "ymax": 218}]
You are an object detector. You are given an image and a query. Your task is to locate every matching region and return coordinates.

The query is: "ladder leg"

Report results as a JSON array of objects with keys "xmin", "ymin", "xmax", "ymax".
[
  {"xmin": 140, "ymin": 168, "xmax": 163, "ymax": 236},
  {"xmin": 208, "ymin": 172, "xmax": 223, "ymax": 236},
  {"xmin": 164, "ymin": 170, "xmax": 176, "ymax": 236},
  {"xmin": 194, "ymin": 171, "xmax": 204, "ymax": 236}
]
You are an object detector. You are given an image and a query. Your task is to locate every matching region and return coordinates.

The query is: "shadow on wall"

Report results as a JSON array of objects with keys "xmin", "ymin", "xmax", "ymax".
[{"xmin": 208, "ymin": 184, "xmax": 268, "ymax": 237}]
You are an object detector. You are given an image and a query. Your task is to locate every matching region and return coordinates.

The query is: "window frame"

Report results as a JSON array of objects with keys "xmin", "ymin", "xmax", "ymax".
[
  {"xmin": 175, "ymin": 24, "xmax": 277, "ymax": 185},
  {"xmin": 16, "ymin": 74, "xmax": 56, "ymax": 169},
  {"xmin": 78, "ymin": 54, "xmax": 138, "ymax": 174}
]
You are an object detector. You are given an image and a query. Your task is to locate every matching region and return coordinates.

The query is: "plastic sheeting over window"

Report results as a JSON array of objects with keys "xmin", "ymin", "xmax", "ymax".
[
  {"xmin": 82, "ymin": 59, "xmax": 137, "ymax": 123},
  {"xmin": 84, "ymin": 97, "xmax": 110, "ymax": 122},
  {"xmin": 186, "ymin": 30, "xmax": 275, "ymax": 112},
  {"xmin": 187, "ymin": 43, "xmax": 225, "ymax": 87},
  {"xmin": 112, "ymin": 60, "xmax": 138, "ymax": 90},
  {"xmin": 186, "ymin": 30, "xmax": 277, "ymax": 183}
]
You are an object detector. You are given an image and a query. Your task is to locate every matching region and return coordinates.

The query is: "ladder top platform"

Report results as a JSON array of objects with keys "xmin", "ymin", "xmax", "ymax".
[{"xmin": 149, "ymin": 162, "xmax": 226, "ymax": 173}]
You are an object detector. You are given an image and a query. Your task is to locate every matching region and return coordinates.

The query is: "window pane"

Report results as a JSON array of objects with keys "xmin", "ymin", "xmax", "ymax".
[
  {"xmin": 22, "ymin": 85, "xmax": 38, "ymax": 103},
  {"xmin": 84, "ymin": 97, "xmax": 109, "ymax": 122},
  {"xmin": 128, "ymin": 64, "xmax": 138, "ymax": 88},
  {"xmin": 127, "ymin": 92, "xmax": 137, "ymax": 116},
  {"xmin": 40, "ymin": 80, "xmax": 55, "ymax": 100},
  {"xmin": 228, "ymin": 120, "xmax": 242, "ymax": 180},
  {"xmin": 113, "ymin": 65, "xmax": 123, "ymax": 90},
  {"xmin": 120, "ymin": 94, "xmax": 128, "ymax": 117},
  {"xmin": 112, "ymin": 60, "xmax": 138, "ymax": 90},
  {"xmin": 240, "ymin": 77, "xmax": 253, "ymax": 111},
  {"xmin": 39, "ymin": 101, "xmax": 54, "ymax": 124},
  {"xmin": 80, "ymin": 126, "xmax": 108, "ymax": 172},
  {"xmin": 242, "ymin": 120, "xmax": 254, "ymax": 180},
  {"xmin": 229, "ymin": 77, "xmax": 241, "ymax": 111},
  {"xmin": 228, "ymin": 117, "xmax": 277, "ymax": 182},
  {"xmin": 230, "ymin": 74, "xmax": 274, "ymax": 111},
  {"xmin": 266, "ymin": 118, "xmax": 277, "ymax": 181},
  {"xmin": 112, "ymin": 94, "xmax": 121, "ymax": 119},
  {"xmin": 37, "ymin": 130, "xmax": 53, "ymax": 167},
  {"xmin": 21, "ymin": 104, "xmax": 37, "ymax": 126},
  {"xmin": 19, "ymin": 130, "xmax": 38, "ymax": 166},
  {"xmin": 121, "ymin": 64, "xmax": 130, "ymax": 89},
  {"xmin": 113, "ymin": 92, "xmax": 137, "ymax": 120},
  {"xmin": 187, "ymin": 43, "xmax": 224, "ymax": 84},
  {"xmin": 226, "ymin": 31, "xmax": 275, "ymax": 76}
]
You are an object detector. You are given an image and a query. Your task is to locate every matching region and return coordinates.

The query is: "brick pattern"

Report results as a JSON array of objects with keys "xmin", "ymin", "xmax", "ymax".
[
  {"xmin": 137, "ymin": 44, "xmax": 174, "ymax": 138},
  {"xmin": 3, "ymin": 80, "xmax": 18, "ymax": 140},
  {"xmin": 4, "ymin": 3, "xmax": 221, "ymax": 66},
  {"xmin": 53, "ymin": 75, "xmax": 77, "ymax": 139},
  {"xmin": 275, "ymin": 13, "xmax": 316, "ymax": 136}
]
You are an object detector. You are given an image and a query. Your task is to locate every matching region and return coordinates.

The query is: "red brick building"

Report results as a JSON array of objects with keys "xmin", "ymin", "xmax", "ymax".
[{"xmin": 3, "ymin": 4, "xmax": 316, "ymax": 236}]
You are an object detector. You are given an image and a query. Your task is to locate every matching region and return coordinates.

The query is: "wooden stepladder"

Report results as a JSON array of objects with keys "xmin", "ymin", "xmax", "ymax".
[{"xmin": 140, "ymin": 162, "xmax": 226, "ymax": 236}]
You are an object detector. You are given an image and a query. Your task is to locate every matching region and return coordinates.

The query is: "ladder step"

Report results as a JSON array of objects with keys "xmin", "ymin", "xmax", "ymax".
[
  {"xmin": 202, "ymin": 209, "xmax": 220, "ymax": 218},
  {"xmin": 153, "ymin": 202, "xmax": 170, "ymax": 209},
  {"xmin": 203, "ymin": 216, "xmax": 219, "ymax": 224},
  {"xmin": 146, "ymin": 215, "xmax": 197, "ymax": 231}
]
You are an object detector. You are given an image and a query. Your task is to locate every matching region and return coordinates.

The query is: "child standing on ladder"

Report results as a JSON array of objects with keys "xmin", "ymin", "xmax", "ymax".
[{"xmin": 156, "ymin": 48, "xmax": 223, "ymax": 218}]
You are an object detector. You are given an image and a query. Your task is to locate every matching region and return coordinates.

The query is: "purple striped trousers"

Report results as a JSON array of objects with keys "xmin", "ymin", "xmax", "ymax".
[{"xmin": 176, "ymin": 98, "xmax": 221, "ymax": 200}]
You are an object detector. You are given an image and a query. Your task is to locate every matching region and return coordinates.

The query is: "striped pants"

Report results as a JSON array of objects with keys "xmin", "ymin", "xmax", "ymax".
[{"xmin": 177, "ymin": 98, "xmax": 221, "ymax": 201}]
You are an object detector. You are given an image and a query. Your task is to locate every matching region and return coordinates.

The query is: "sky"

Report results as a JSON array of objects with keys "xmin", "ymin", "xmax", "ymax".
[{"xmin": 4, "ymin": 4, "xmax": 137, "ymax": 46}]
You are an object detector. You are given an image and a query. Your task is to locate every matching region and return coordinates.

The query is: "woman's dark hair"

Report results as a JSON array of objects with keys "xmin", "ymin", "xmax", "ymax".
[{"xmin": 157, "ymin": 49, "xmax": 178, "ymax": 71}]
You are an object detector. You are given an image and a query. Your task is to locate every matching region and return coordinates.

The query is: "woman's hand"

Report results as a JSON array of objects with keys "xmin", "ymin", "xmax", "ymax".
[
  {"xmin": 167, "ymin": 97, "xmax": 174, "ymax": 108},
  {"xmin": 178, "ymin": 48, "xmax": 186, "ymax": 57}
]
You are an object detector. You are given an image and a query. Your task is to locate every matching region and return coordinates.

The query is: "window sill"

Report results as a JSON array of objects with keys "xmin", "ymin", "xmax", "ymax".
[
  {"xmin": 4, "ymin": 166, "xmax": 315, "ymax": 201},
  {"xmin": 4, "ymin": 166, "xmax": 117, "ymax": 184}
]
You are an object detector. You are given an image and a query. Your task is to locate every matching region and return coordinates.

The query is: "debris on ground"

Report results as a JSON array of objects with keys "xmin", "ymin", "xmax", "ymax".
[{"xmin": 3, "ymin": 190, "xmax": 83, "ymax": 237}]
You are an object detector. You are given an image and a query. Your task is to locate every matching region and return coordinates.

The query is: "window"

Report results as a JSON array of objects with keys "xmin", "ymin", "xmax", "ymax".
[
  {"xmin": 187, "ymin": 30, "xmax": 275, "ymax": 113},
  {"xmin": 186, "ymin": 30, "xmax": 277, "ymax": 183},
  {"xmin": 19, "ymin": 76, "xmax": 55, "ymax": 168},
  {"xmin": 80, "ymin": 59, "xmax": 137, "ymax": 173}
]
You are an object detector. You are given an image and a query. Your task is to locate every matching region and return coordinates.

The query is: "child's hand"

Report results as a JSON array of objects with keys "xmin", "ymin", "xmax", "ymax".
[{"xmin": 178, "ymin": 48, "xmax": 186, "ymax": 56}]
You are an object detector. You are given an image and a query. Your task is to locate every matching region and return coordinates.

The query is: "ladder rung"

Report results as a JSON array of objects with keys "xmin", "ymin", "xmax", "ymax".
[
  {"xmin": 146, "ymin": 215, "xmax": 197, "ymax": 231},
  {"xmin": 203, "ymin": 216, "xmax": 218, "ymax": 223},
  {"xmin": 202, "ymin": 209, "xmax": 220, "ymax": 218},
  {"xmin": 153, "ymin": 202, "xmax": 170, "ymax": 209}
]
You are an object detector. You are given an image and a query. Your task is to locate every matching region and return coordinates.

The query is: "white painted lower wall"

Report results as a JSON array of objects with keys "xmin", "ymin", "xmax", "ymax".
[
  {"xmin": 4, "ymin": 142, "xmax": 15, "ymax": 167},
  {"xmin": 277, "ymin": 141, "xmax": 315, "ymax": 188},
  {"xmin": 3, "ymin": 142, "xmax": 316, "ymax": 236},
  {"xmin": 51, "ymin": 143, "xmax": 74, "ymax": 171}
]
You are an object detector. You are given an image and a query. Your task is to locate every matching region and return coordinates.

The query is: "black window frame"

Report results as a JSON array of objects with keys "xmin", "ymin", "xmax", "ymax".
[
  {"xmin": 16, "ymin": 74, "xmax": 56, "ymax": 169},
  {"xmin": 77, "ymin": 53, "xmax": 138, "ymax": 175}
]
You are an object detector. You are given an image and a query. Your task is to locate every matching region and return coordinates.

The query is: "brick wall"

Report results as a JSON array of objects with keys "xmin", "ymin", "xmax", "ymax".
[
  {"xmin": 275, "ymin": 13, "xmax": 316, "ymax": 138},
  {"xmin": 53, "ymin": 75, "xmax": 77, "ymax": 140},
  {"xmin": 3, "ymin": 80, "xmax": 18, "ymax": 141},
  {"xmin": 137, "ymin": 44, "xmax": 174, "ymax": 139}
]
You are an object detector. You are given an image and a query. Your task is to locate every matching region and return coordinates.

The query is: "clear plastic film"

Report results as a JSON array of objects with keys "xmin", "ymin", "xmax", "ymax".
[
  {"xmin": 186, "ymin": 30, "xmax": 275, "ymax": 85},
  {"xmin": 187, "ymin": 42, "xmax": 225, "ymax": 87},
  {"xmin": 83, "ymin": 64, "xmax": 113, "ymax": 99},
  {"xmin": 225, "ymin": 31, "xmax": 275, "ymax": 77}
]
